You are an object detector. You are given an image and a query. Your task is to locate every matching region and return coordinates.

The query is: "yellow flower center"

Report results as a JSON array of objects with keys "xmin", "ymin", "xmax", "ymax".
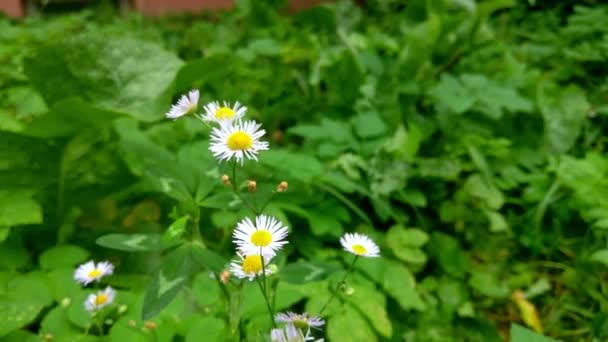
[
  {"xmin": 293, "ymin": 317, "xmax": 309, "ymax": 329},
  {"xmin": 88, "ymin": 269, "xmax": 102, "ymax": 278},
  {"xmin": 352, "ymin": 244, "xmax": 367, "ymax": 255},
  {"xmin": 242, "ymin": 255, "xmax": 263, "ymax": 274},
  {"xmin": 227, "ymin": 131, "xmax": 253, "ymax": 151},
  {"xmin": 215, "ymin": 107, "xmax": 235, "ymax": 120},
  {"xmin": 250, "ymin": 230, "xmax": 272, "ymax": 247},
  {"xmin": 95, "ymin": 293, "xmax": 108, "ymax": 306}
]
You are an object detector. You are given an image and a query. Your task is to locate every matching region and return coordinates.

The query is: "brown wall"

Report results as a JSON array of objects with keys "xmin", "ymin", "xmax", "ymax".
[
  {"xmin": 0, "ymin": 0, "xmax": 24, "ymax": 17},
  {"xmin": 0, "ymin": 0, "xmax": 329, "ymax": 17}
]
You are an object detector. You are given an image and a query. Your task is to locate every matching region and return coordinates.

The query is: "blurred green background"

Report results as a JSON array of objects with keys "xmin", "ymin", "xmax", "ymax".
[{"xmin": 1, "ymin": 0, "xmax": 608, "ymax": 341}]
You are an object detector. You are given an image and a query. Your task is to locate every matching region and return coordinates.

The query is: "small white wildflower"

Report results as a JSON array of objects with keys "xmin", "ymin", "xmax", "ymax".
[
  {"xmin": 229, "ymin": 253, "xmax": 273, "ymax": 281},
  {"xmin": 339, "ymin": 233, "xmax": 380, "ymax": 258},
  {"xmin": 209, "ymin": 120, "xmax": 269, "ymax": 165},
  {"xmin": 275, "ymin": 312, "xmax": 325, "ymax": 330},
  {"xmin": 74, "ymin": 260, "xmax": 114, "ymax": 285},
  {"xmin": 233, "ymin": 215, "xmax": 288, "ymax": 257},
  {"xmin": 271, "ymin": 323, "xmax": 323, "ymax": 342},
  {"xmin": 165, "ymin": 89, "xmax": 199, "ymax": 119},
  {"xmin": 201, "ymin": 101, "xmax": 246, "ymax": 125},
  {"xmin": 84, "ymin": 287, "xmax": 116, "ymax": 312}
]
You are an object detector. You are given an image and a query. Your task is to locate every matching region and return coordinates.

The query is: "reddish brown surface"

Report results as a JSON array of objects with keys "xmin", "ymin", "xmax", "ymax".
[
  {"xmin": 0, "ymin": 0, "xmax": 24, "ymax": 17},
  {"xmin": 132, "ymin": 0, "xmax": 234, "ymax": 15},
  {"xmin": 132, "ymin": 0, "xmax": 329, "ymax": 15}
]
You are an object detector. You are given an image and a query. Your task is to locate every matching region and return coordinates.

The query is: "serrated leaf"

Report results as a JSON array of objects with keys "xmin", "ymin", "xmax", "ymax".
[{"xmin": 327, "ymin": 307, "xmax": 377, "ymax": 342}]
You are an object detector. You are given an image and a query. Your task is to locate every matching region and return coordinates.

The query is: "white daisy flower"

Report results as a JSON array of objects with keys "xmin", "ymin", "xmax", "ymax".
[
  {"xmin": 275, "ymin": 312, "xmax": 325, "ymax": 331},
  {"xmin": 340, "ymin": 233, "xmax": 380, "ymax": 258},
  {"xmin": 229, "ymin": 253, "xmax": 273, "ymax": 281},
  {"xmin": 271, "ymin": 323, "xmax": 323, "ymax": 342},
  {"xmin": 165, "ymin": 89, "xmax": 199, "ymax": 119},
  {"xmin": 74, "ymin": 260, "xmax": 114, "ymax": 286},
  {"xmin": 209, "ymin": 120, "xmax": 269, "ymax": 165},
  {"xmin": 84, "ymin": 287, "xmax": 116, "ymax": 312},
  {"xmin": 201, "ymin": 101, "xmax": 247, "ymax": 125},
  {"xmin": 233, "ymin": 215, "xmax": 288, "ymax": 257}
]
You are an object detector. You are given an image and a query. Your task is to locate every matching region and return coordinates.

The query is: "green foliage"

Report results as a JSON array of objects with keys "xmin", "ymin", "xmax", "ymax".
[{"xmin": 1, "ymin": 0, "xmax": 608, "ymax": 340}]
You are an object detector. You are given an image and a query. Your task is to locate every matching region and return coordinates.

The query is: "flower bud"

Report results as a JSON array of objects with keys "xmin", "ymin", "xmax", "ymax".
[
  {"xmin": 60, "ymin": 297, "xmax": 71, "ymax": 308},
  {"xmin": 247, "ymin": 180, "xmax": 257, "ymax": 193},
  {"xmin": 220, "ymin": 270, "xmax": 230, "ymax": 284},
  {"xmin": 117, "ymin": 305, "xmax": 128, "ymax": 314},
  {"xmin": 277, "ymin": 181, "xmax": 288, "ymax": 193},
  {"xmin": 221, "ymin": 174, "xmax": 232, "ymax": 186},
  {"xmin": 144, "ymin": 321, "xmax": 157, "ymax": 330},
  {"xmin": 128, "ymin": 320, "xmax": 136, "ymax": 327},
  {"xmin": 43, "ymin": 333, "xmax": 53, "ymax": 341},
  {"xmin": 344, "ymin": 287, "xmax": 355, "ymax": 296}
]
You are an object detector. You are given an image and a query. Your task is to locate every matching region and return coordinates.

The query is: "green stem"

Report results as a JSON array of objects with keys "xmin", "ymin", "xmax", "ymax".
[
  {"xmin": 256, "ymin": 275, "xmax": 276, "ymax": 328},
  {"xmin": 319, "ymin": 255, "xmax": 358, "ymax": 315}
]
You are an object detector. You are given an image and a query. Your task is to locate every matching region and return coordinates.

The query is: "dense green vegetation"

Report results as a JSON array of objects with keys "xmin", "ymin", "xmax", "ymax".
[{"xmin": 1, "ymin": 0, "xmax": 608, "ymax": 341}]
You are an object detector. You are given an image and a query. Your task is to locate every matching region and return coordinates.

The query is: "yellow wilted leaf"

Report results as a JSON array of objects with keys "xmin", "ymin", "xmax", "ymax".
[{"xmin": 512, "ymin": 290, "xmax": 543, "ymax": 333}]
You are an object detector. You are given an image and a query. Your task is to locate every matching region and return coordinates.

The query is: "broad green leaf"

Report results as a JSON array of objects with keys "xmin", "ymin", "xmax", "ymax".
[
  {"xmin": 96, "ymin": 233, "xmax": 171, "ymax": 252},
  {"xmin": 429, "ymin": 232, "xmax": 470, "ymax": 277},
  {"xmin": 0, "ymin": 300, "xmax": 46, "ymax": 336},
  {"xmin": 25, "ymin": 35, "xmax": 182, "ymax": 122},
  {"xmin": 0, "ymin": 189, "xmax": 42, "ymax": 227},
  {"xmin": 142, "ymin": 245, "xmax": 193, "ymax": 320},
  {"xmin": 40, "ymin": 307, "xmax": 81, "ymax": 337},
  {"xmin": 22, "ymin": 98, "xmax": 125, "ymax": 138},
  {"xmin": 352, "ymin": 111, "xmax": 386, "ymax": 138},
  {"xmin": 185, "ymin": 316, "xmax": 226, "ymax": 342},
  {"xmin": 469, "ymin": 272, "xmax": 509, "ymax": 298},
  {"xmin": 590, "ymin": 249, "xmax": 608, "ymax": 267},
  {"xmin": 386, "ymin": 225, "xmax": 429, "ymax": 247},
  {"xmin": 280, "ymin": 261, "xmax": 341, "ymax": 284},
  {"xmin": 538, "ymin": 83, "xmax": 588, "ymax": 154},
  {"xmin": 259, "ymin": 150, "xmax": 323, "ymax": 182},
  {"xmin": 464, "ymin": 174, "xmax": 504, "ymax": 210},
  {"xmin": 39, "ymin": 245, "xmax": 89, "ymax": 270},
  {"xmin": 346, "ymin": 277, "xmax": 392, "ymax": 338},
  {"xmin": 327, "ymin": 307, "xmax": 377, "ymax": 342},
  {"xmin": 510, "ymin": 324, "xmax": 558, "ymax": 342},
  {"xmin": 356, "ymin": 258, "xmax": 425, "ymax": 311},
  {"xmin": 189, "ymin": 242, "xmax": 228, "ymax": 274},
  {"xmin": 162, "ymin": 216, "xmax": 189, "ymax": 245}
]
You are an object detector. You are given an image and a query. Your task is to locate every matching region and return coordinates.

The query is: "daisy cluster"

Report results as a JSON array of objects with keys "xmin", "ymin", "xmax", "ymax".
[
  {"xmin": 166, "ymin": 91, "xmax": 382, "ymax": 340},
  {"xmin": 165, "ymin": 90, "xmax": 268, "ymax": 165},
  {"xmin": 74, "ymin": 260, "xmax": 116, "ymax": 313}
]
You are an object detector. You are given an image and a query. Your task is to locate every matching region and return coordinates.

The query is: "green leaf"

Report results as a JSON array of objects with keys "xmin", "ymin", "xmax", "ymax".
[
  {"xmin": 590, "ymin": 249, "xmax": 608, "ymax": 266},
  {"xmin": 356, "ymin": 258, "xmax": 425, "ymax": 311},
  {"xmin": 352, "ymin": 111, "xmax": 386, "ymax": 138},
  {"xmin": 40, "ymin": 307, "xmax": 81, "ymax": 337},
  {"xmin": 0, "ymin": 300, "xmax": 46, "ymax": 336},
  {"xmin": 469, "ymin": 272, "xmax": 509, "ymax": 298},
  {"xmin": 0, "ymin": 189, "xmax": 42, "ymax": 227},
  {"xmin": 538, "ymin": 83, "xmax": 589, "ymax": 154},
  {"xmin": 280, "ymin": 261, "xmax": 341, "ymax": 284},
  {"xmin": 346, "ymin": 278, "xmax": 392, "ymax": 338},
  {"xmin": 162, "ymin": 216, "xmax": 188, "ymax": 245},
  {"xmin": 510, "ymin": 324, "xmax": 558, "ymax": 342},
  {"xmin": 464, "ymin": 174, "xmax": 504, "ymax": 210},
  {"xmin": 189, "ymin": 242, "xmax": 228, "ymax": 274},
  {"xmin": 429, "ymin": 232, "xmax": 470, "ymax": 277},
  {"xmin": 25, "ymin": 35, "xmax": 182, "ymax": 122},
  {"xmin": 386, "ymin": 225, "xmax": 429, "ymax": 247},
  {"xmin": 327, "ymin": 306, "xmax": 378, "ymax": 342},
  {"xmin": 39, "ymin": 245, "xmax": 89, "ymax": 270},
  {"xmin": 185, "ymin": 317, "xmax": 226, "ymax": 342},
  {"xmin": 96, "ymin": 233, "xmax": 172, "ymax": 252},
  {"xmin": 22, "ymin": 98, "xmax": 125, "ymax": 138},
  {"xmin": 259, "ymin": 150, "xmax": 324, "ymax": 182},
  {"xmin": 142, "ymin": 245, "xmax": 193, "ymax": 320}
]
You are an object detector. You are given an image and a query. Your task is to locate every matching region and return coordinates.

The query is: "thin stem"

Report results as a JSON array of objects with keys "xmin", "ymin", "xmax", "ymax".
[
  {"xmin": 256, "ymin": 275, "xmax": 276, "ymax": 328},
  {"xmin": 319, "ymin": 256, "xmax": 358, "ymax": 315},
  {"xmin": 258, "ymin": 192, "xmax": 277, "ymax": 214}
]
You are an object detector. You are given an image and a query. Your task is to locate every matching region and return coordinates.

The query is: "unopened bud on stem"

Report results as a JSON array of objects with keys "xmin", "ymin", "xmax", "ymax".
[
  {"xmin": 221, "ymin": 174, "xmax": 232, "ymax": 187},
  {"xmin": 247, "ymin": 180, "xmax": 257, "ymax": 193},
  {"xmin": 277, "ymin": 181, "xmax": 288, "ymax": 193}
]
